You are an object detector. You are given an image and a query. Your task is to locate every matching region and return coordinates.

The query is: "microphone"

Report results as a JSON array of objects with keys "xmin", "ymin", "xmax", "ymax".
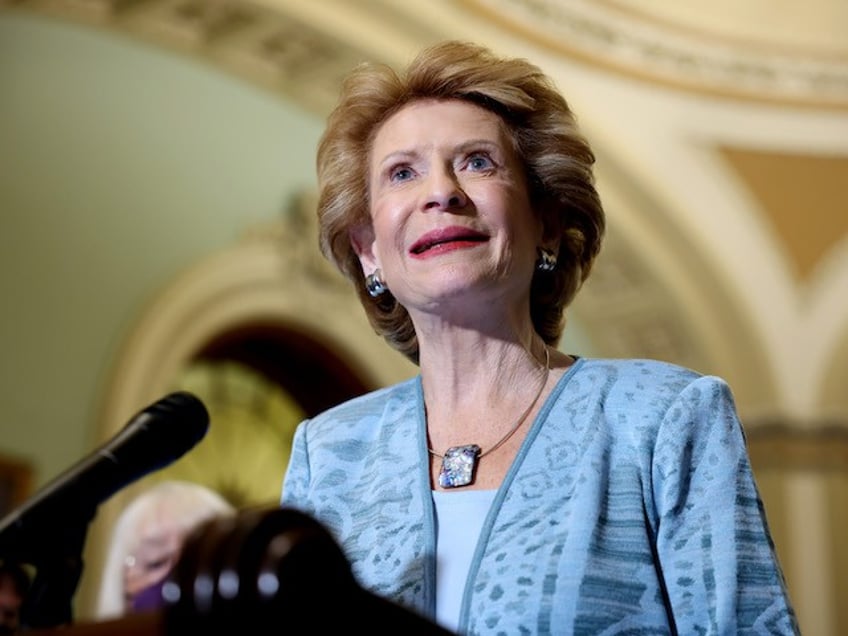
[
  {"xmin": 165, "ymin": 506, "xmax": 454, "ymax": 634},
  {"xmin": 0, "ymin": 391, "xmax": 210, "ymax": 560}
]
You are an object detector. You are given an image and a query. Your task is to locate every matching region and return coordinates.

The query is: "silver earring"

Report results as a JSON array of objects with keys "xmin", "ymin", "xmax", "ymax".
[
  {"xmin": 365, "ymin": 269, "xmax": 388, "ymax": 297},
  {"xmin": 536, "ymin": 248, "xmax": 557, "ymax": 272}
]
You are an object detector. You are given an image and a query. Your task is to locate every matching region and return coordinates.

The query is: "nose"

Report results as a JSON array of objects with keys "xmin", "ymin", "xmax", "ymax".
[{"xmin": 423, "ymin": 164, "xmax": 467, "ymax": 211}]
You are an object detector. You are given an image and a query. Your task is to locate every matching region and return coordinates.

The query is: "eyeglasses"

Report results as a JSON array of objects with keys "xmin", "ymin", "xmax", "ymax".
[{"xmin": 123, "ymin": 533, "xmax": 182, "ymax": 605}]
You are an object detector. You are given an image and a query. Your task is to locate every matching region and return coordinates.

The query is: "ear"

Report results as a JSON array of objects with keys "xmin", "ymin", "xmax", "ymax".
[{"xmin": 349, "ymin": 223, "xmax": 380, "ymax": 273}]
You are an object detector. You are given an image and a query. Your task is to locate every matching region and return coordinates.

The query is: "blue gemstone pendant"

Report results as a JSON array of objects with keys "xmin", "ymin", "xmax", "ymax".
[{"xmin": 438, "ymin": 444, "xmax": 482, "ymax": 488}]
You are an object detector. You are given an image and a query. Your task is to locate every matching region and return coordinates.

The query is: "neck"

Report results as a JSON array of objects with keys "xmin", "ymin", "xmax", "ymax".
[
  {"xmin": 426, "ymin": 346, "xmax": 552, "ymax": 489},
  {"xmin": 421, "ymin": 340, "xmax": 551, "ymax": 454},
  {"xmin": 417, "ymin": 327, "xmax": 545, "ymax": 401}
]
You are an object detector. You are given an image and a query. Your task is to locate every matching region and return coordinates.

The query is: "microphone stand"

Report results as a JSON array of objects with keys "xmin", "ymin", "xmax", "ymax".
[
  {"xmin": 0, "ymin": 391, "xmax": 210, "ymax": 631},
  {"xmin": 11, "ymin": 506, "xmax": 95, "ymax": 631}
]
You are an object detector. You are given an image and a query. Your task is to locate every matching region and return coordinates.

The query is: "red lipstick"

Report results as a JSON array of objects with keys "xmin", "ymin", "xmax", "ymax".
[{"xmin": 409, "ymin": 226, "xmax": 489, "ymax": 257}]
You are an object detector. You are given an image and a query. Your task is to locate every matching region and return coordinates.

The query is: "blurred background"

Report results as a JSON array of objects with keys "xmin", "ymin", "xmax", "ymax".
[{"xmin": 1, "ymin": 0, "xmax": 846, "ymax": 632}]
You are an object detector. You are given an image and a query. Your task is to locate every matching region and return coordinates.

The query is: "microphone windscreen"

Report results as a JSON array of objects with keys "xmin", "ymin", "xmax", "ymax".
[{"xmin": 108, "ymin": 391, "xmax": 210, "ymax": 472}]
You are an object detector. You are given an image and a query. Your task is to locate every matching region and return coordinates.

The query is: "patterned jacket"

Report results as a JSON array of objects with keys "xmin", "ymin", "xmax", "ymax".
[{"xmin": 282, "ymin": 358, "xmax": 799, "ymax": 635}]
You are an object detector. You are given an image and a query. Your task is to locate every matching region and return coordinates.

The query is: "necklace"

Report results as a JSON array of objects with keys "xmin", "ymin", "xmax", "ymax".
[{"xmin": 428, "ymin": 347, "xmax": 551, "ymax": 488}]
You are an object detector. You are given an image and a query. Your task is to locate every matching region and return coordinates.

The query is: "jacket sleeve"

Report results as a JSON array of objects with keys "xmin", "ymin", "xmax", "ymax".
[
  {"xmin": 651, "ymin": 375, "xmax": 799, "ymax": 635},
  {"xmin": 280, "ymin": 420, "xmax": 312, "ymax": 513}
]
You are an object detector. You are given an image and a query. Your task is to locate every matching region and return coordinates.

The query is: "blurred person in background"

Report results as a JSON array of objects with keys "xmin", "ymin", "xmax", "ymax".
[{"xmin": 95, "ymin": 480, "xmax": 233, "ymax": 618}]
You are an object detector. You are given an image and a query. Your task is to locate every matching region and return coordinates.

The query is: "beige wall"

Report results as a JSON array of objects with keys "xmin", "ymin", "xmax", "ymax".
[{"xmin": 0, "ymin": 12, "xmax": 325, "ymax": 486}]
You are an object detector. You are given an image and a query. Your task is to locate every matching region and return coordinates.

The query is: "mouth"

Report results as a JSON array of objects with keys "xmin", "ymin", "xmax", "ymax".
[{"xmin": 409, "ymin": 227, "xmax": 489, "ymax": 255}]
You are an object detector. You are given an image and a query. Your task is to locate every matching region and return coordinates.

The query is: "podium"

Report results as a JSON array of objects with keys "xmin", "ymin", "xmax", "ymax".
[{"xmin": 24, "ymin": 506, "xmax": 452, "ymax": 635}]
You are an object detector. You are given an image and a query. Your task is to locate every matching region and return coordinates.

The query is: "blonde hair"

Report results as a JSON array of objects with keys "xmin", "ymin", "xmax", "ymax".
[
  {"xmin": 317, "ymin": 40, "xmax": 605, "ymax": 363},
  {"xmin": 95, "ymin": 481, "xmax": 234, "ymax": 618}
]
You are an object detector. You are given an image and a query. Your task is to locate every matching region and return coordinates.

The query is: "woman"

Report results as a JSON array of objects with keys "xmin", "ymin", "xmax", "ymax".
[
  {"xmin": 96, "ymin": 480, "xmax": 234, "ymax": 618},
  {"xmin": 282, "ymin": 41, "xmax": 798, "ymax": 634}
]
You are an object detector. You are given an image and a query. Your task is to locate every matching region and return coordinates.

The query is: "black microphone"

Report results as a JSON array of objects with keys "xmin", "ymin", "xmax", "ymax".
[
  {"xmin": 166, "ymin": 506, "xmax": 455, "ymax": 634},
  {"xmin": 0, "ymin": 391, "xmax": 209, "ymax": 560}
]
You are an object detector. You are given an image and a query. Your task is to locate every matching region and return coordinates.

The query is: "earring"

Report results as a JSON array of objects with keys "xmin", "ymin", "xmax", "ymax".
[
  {"xmin": 365, "ymin": 269, "xmax": 388, "ymax": 297},
  {"xmin": 536, "ymin": 248, "xmax": 557, "ymax": 272}
]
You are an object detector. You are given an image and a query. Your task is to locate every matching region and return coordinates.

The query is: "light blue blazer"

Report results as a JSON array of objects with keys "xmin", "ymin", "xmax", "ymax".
[{"xmin": 282, "ymin": 358, "xmax": 798, "ymax": 634}]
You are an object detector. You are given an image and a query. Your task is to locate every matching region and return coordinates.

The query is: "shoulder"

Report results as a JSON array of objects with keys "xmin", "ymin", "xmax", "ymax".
[
  {"xmin": 569, "ymin": 357, "xmax": 708, "ymax": 405},
  {"xmin": 299, "ymin": 376, "xmax": 420, "ymax": 442},
  {"xmin": 561, "ymin": 357, "xmax": 737, "ymax": 438},
  {"xmin": 574, "ymin": 357, "xmax": 702, "ymax": 384}
]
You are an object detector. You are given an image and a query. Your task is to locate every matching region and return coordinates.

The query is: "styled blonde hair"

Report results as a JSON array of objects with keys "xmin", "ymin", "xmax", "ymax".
[
  {"xmin": 95, "ymin": 480, "xmax": 234, "ymax": 619},
  {"xmin": 317, "ymin": 40, "xmax": 605, "ymax": 363}
]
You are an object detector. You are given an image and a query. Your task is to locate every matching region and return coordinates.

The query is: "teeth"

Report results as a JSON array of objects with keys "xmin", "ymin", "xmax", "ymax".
[
  {"xmin": 413, "ymin": 241, "xmax": 438, "ymax": 254},
  {"xmin": 413, "ymin": 235, "xmax": 484, "ymax": 254}
]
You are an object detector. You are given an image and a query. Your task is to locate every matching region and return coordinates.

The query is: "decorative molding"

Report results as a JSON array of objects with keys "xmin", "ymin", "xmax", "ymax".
[
  {"xmin": 10, "ymin": 0, "xmax": 847, "ymax": 114},
  {"xmin": 465, "ymin": 0, "xmax": 848, "ymax": 107},
  {"xmin": 0, "ymin": 0, "xmax": 382, "ymax": 116},
  {"xmin": 746, "ymin": 423, "xmax": 848, "ymax": 470},
  {"xmin": 96, "ymin": 189, "xmax": 416, "ymax": 443},
  {"xmin": 572, "ymin": 228, "xmax": 705, "ymax": 370}
]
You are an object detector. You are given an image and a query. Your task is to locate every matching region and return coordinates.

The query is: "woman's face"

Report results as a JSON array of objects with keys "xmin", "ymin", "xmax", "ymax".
[
  {"xmin": 123, "ymin": 515, "xmax": 184, "ymax": 611},
  {"xmin": 356, "ymin": 99, "xmax": 545, "ymax": 318}
]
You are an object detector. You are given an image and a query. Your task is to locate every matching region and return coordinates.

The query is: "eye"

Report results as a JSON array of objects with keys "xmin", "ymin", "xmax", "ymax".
[
  {"xmin": 143, "ymin": 556, "xmax": 172, "ymax": 572},
  {"xmin": 465, "ymin": 152, "xmax": 495, "ymax": 171},
  {"xmin": 389, "ymin": 164, "xmax": 415, "ymax": 183}
]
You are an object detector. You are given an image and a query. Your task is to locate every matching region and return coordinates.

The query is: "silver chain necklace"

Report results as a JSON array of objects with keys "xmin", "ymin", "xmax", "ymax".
[{"xmin": 428, "ymin": 347, "xmax": 551, "ymax": 488}]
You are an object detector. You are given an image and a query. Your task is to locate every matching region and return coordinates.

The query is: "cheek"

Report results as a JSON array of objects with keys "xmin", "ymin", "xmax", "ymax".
[
  {"xmin": 475, "ymin": 186, "xmax": 537, "ymax": 233},
  {"xmin": 503, "ymin": 189, "xmax": 542, "ymax": 238},
  {"xmin": 370, "ymin": 200, "xmax": 410, "ymax": 258}
]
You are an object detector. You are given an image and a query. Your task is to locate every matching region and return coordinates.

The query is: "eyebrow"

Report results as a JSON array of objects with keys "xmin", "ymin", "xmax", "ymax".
[{"xmin": 375, "ymin": 138, "xmax": 503, "ymax": 169}]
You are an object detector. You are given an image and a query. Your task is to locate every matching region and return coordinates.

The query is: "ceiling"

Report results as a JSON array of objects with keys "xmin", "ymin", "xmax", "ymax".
[{"xmin": 6, "ymin": 0, "xmax": 848, "ymax": 426}]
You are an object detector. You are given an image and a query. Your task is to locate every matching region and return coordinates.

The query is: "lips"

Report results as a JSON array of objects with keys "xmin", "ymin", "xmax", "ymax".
[{"xmin": 409, "ymin": 226, "xmax": 489, "ymax": 255}]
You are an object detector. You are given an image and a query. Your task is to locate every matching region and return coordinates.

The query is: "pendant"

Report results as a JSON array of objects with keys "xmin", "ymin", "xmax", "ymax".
[{"xmin": 438, "ymin": 444, "xmax": 481, "ymax": 488}]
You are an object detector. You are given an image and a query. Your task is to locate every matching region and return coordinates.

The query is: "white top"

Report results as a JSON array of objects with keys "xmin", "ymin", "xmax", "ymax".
[{"xmin": 432, "ymin": 489, "xmax": 497, "ymax": 633}]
